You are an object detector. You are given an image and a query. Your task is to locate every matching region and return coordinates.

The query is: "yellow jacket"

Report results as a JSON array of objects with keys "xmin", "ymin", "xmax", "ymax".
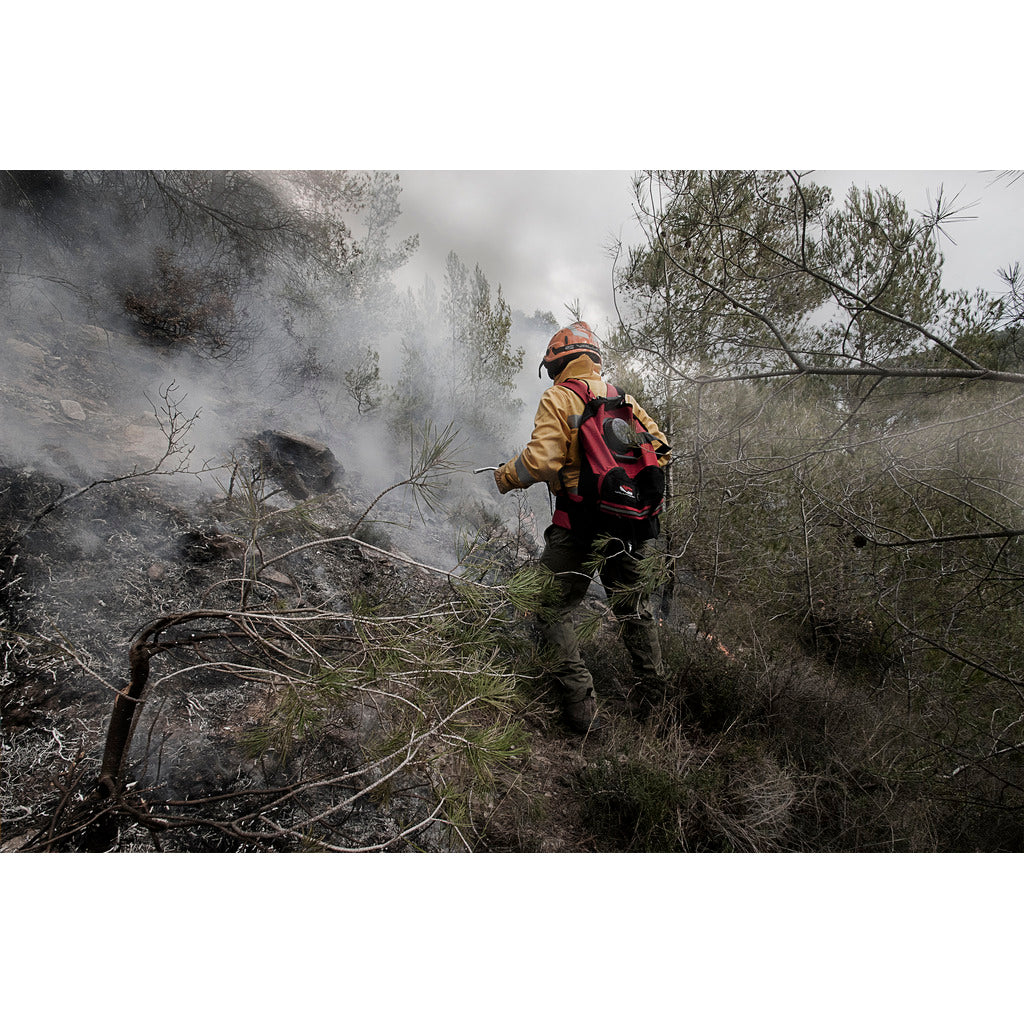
[{"xmin": 495, "ymin": 355, "xmax": 671, "ymax": 496}]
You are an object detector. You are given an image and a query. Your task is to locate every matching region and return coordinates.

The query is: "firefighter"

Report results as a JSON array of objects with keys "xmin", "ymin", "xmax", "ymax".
[{"xmin": 494, "ymin": 321, "xmax": 672, "ymax": 734}]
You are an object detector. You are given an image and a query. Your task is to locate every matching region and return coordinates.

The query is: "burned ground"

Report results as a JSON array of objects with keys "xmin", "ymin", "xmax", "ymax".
[
  {"xmin": 0, "ymin": 454, "xmax": 655, "ymax": 852},
  {"xmin": 1, "ymin": 315, "xmax": 931, "ymax": 855}
]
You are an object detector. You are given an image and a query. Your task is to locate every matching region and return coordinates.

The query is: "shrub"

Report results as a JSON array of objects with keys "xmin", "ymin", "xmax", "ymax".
[
  {"xmin": 580, "ymin": 757, "xmax": 686, "ymax": 852},
  {"xmin": 123, "ymin": 249, "xmax": 252, "ymax": 356}
]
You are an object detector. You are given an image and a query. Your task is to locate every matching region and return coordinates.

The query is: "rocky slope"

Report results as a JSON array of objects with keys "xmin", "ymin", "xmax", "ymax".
[{"xmin": 1, "ymin": 317, "xmax": 632, "ymax": 853}]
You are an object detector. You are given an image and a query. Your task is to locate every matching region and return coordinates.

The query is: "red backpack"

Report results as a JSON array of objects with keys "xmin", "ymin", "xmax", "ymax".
[{"xmin": 556, "ymin": 379, "xmax": 668, "ymax": 543}]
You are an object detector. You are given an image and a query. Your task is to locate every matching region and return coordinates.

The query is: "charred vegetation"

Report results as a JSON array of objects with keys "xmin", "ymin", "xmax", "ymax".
[{"xmin": 5, "ymin": 169, "xmax": 1024, "ymax": 853}]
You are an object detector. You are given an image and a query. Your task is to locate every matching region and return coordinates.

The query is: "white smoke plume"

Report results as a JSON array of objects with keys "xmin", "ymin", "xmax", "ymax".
[{"xmin": 0, "ymin": 171, "xmax": 564, "ymax": 567}]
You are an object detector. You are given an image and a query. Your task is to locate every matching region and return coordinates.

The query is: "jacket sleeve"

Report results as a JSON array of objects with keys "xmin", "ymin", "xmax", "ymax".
[
  {"xmin": 629, "ymin": 397, "xmax": 672, "ymax": 466},
  {"xmin": 495, "ymin": 387, "xmax": 575, "ymax": 493}
]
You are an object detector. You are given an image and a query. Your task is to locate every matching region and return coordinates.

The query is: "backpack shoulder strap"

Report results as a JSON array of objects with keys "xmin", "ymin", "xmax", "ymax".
[
  {"xmin": 558, "ymin": 379, "xmax": 620, "ymax": 402},
  {"xmin": 556, "ymin": 378, "xmax": 592, "ymax": 403}
]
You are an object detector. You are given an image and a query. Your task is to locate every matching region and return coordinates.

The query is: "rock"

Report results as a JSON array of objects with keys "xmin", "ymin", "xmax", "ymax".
[
  {"xmin": 60, "ymin": 399, "xmax": 87, "ymax": 421},
  {"xmin": 261, "ymin": 567, "xmax": 293, "ymax": 587},
  {"xmin": 252, "ymin": 430, "xmax": 343, "ymax": 500},
  {"xmin": 79, "ymin": 325, "xmax": 114, "ymax": 348},
  {"xmin": 77, "ymin": 324, "xmax": 135, "ymax": 351},
  {"xmin": 6, "ymin": 337, "xmax": 48, "ymax": 369},
  {"xmin": 178, "ymin": 530, "xmax": 245, "ymax": 563}
]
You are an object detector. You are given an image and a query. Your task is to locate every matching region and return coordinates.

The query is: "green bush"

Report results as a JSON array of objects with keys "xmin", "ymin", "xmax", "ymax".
[{"xmin": 580, "ymin": 757, "xmax": 686, "ymax": 852}]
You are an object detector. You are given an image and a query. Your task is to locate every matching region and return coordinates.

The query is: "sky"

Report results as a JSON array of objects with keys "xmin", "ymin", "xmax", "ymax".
[
  {"xmin": 12, "ymin": 8, "xmax": 1021, "ymax": 350},
  {"xmin": 391, "ymin": 169, "xmax": 1024, "ymax": 339},
  {"xmin": 393, "ymin": 170, "xmax": 642, "ymax": 330}
]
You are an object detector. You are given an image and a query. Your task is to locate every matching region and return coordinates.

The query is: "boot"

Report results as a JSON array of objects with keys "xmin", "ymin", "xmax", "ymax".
[
  {"xmin": 563, "ymin": 690, "xmax": 604, "ymax": 735},
  {"xmin": 626, "ymin": 675, "xmax": 666, "ymax": 721}
]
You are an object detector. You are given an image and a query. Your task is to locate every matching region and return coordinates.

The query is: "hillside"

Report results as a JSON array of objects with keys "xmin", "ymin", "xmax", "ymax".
[
  {"xmin": 5, "ymin": 169, "xmax": 1024, "ymax": 854},
  {"xmin": 0, "ymin": 311, "xmax": 634, "ymax": 851},
  {"xmin": 0, "ymin": 308, "xmax": 840, "ymax": 853}
]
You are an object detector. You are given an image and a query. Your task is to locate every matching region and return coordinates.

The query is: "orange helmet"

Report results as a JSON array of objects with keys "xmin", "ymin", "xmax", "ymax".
[{"xmin": 539, "ymin": 321, "xmax": 601, "ymax": 378}]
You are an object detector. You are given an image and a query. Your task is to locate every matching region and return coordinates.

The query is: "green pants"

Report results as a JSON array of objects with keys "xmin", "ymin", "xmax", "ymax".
[{"xmin": 538, "ymin": 524, "xmax": 664, "ymax": 701}]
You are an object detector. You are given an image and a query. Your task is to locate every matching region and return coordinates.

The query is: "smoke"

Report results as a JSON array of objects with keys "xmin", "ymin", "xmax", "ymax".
[{"xmin": 0, "ymin": 171, "xmax": 565, "ymax": 567}]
